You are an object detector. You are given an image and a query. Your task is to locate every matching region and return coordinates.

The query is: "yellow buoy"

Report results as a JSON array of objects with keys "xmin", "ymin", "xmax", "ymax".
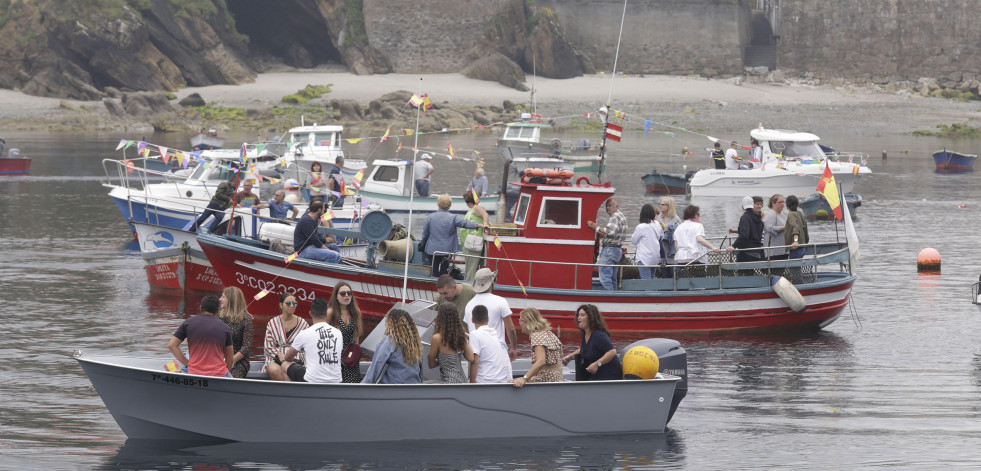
[
  {"xmin": 622, "ymin": 346, "xmax": 659, "ymax": 380},
  {"xmin": 815, "ymin": 209, "xmax": 829, "ymax": 220},
  {"xmin": 917, "ymin": 248, "xmax": 941, "ymax": 272}
]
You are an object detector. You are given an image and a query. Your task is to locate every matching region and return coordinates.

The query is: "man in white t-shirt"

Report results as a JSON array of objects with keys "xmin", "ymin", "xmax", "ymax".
[
  {"xmin": 414, "ymin": 153, "xmax": 434, "ymax": 197},
  {"xmin": 724, "ymin": 141, "xmax": 742, "ymax": 170},
  {"xmin": 464, "ymin": 268, "xmax": 517, "ymax": 360},
  {"xmin": 281, "ymin": 298, "xmax": 342, "ymax": 383},
  {"xmin": 468, "ymin": 304, "xmax": 512, "ymax": 383}
]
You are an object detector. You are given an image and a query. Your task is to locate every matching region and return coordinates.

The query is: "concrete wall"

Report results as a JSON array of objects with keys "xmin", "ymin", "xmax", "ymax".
[
  {"xmin": 778, "ymin": 0, "xmax": 981, "ymax": 85},
  {"xmin": 363, "ymin": 0, "xmax": 511, "ymax": 73},
  {"xmin": 541, "ymin": 0, "xmax": 751, "ymax": 76}
]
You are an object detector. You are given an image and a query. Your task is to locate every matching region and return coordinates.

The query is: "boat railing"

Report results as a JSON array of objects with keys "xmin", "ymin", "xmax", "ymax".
[
  {"xmin": 823, "ymin": 151, "xmax": 869, "ymax": 165},
  {"xmin": 446, "ymin": 241, "xmax": 849, "ymax": 292},
  {"xmin": 102, "ymin": 158, "xmax": 188, "ymax": 191}
]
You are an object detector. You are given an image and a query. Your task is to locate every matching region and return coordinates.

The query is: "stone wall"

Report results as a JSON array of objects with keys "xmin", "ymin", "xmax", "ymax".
[
  {"xmin": 527, "ymin": 0, "xmax": 750, "ymax": 76},
  {"xmin": 778, "ymin": 0, "xmax": 981, "ymax": 86},
  {"xmin": 363, "ymin": 0, "xmax": 511, "ymax": 73}
]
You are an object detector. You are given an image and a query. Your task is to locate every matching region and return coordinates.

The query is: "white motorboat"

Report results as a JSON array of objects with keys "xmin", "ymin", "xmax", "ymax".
[
  {"xmin": 358, "ymin": 159, "xmax": 498, "ymax": 214},
  {"xmin": 277, "ymin": 122, "xmax": 367, "ymax": 177},
  {"xmin": 497, "ymin": 120, "xmax": 600, "ymax": 175},
  {"xmin": 688, "ymin": 127, "xmax": 871, "ymax": 198}
]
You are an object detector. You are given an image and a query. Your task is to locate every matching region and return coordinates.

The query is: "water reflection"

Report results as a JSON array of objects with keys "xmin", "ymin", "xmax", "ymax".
[{"xmin": 107, "ymin": 432, "xmax": 685, "ymax": 470}]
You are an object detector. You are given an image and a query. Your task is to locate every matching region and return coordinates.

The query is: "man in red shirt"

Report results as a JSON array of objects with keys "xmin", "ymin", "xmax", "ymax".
[{"xmin": 168, "ymin": 295, "xmax": 234, "ymax": 377}]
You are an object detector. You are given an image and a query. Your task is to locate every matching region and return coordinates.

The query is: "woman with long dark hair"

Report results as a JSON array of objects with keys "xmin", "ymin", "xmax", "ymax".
[
  {"xmin": 263, "ymin": 292, "xmax": 309, "ymax": 381},
  {"xmin": 326, "ymin": 281, "xmax": 365, "ymax": 383},
  {"xmin": 361, "ymin": 309, "xmax": 423, "ymax": 384},
  {"xmin": 561, "ymin": 304, "xmax": 622, "ymax": 381},
  {"xmin": 427, "ymin": 304, "xmax": 474, "ymax": 383}
]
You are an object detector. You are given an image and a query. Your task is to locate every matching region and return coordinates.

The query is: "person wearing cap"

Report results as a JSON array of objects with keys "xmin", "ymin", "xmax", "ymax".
[
  {"xmin": 587, "ymin": 198, "xmax": 627, "ymax": 291},
  {"xmin": 724, "ymin": 141, "xmax": 742, "ymax": 170},
  {"xmin": 727, "ymin": 196, "xmax": 765, "ymax": 262},
  {"xmin": 414, "ymin": 153, "xmax": 435, "ymax": 197},
  {"xmin": 280, "ymin": 298, "xmax": 343, "ymax": 383},
  {"xmin": 464, "ymin": 268, "xmax": 518, "ymax": 361}
]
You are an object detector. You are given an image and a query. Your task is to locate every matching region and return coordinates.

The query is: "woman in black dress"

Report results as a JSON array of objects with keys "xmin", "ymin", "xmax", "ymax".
[
  {"xmin": 562, "ymin": 304, "xmax": 622, "ymax": 380},
  {"xmin": 326, "ymin": 281, "xmax": 364, "ymax": 383}
]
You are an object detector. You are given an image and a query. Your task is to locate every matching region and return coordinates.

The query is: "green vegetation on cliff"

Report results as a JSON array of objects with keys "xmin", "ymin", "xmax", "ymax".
[
  {"xmin": 343, "ymin": 0, "xmax": 369, "ymax": 47},
  {"xmin": 281, "ymin": 85, "xmax": 332, "ymax": 105}
]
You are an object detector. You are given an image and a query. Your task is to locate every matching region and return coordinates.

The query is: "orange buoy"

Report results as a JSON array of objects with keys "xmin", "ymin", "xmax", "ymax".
[{"xmin": 917, "ymin": 248, "xmax": 941, "ymax": 272}]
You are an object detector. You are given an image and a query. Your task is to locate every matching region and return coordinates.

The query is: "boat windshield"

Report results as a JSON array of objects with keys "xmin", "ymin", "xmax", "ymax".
[
  {"xmin": 504, "ymin": 126, "xmax": 539, "ymax": 141},
  {"xmin": 767, "ymin": 140, "xmax": 824, "ymax": 159},
  {"xmin": 313, "ymin": 132, "xmax": 336, "ymax": 147},
  {"xmin": 514, "ymin": 193, "xmax": 531, "ymax": 225}
]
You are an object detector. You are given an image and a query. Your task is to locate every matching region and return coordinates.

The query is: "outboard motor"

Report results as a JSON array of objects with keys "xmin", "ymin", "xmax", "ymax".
[{"xmin": 620, "ymin": 338, "xmax": 687, "ymax": 424}]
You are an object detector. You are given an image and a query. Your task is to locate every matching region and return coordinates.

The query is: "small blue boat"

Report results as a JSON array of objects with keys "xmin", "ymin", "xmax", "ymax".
[
  {"xmin": 933, "ymin": 149, "xmax": 976, "ymax": 173},
  {"xmin": 642, "ymin": 168, "xmax": 693, "ymax": 195}
]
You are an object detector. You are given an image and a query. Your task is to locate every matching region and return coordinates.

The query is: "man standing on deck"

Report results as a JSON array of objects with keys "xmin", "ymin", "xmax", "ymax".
[
  {"xmin": 464, "ymin": 268, "xmax": 517, "ymax": 361},
  {"xmin": 725, "ymin": 141, "xmax": 742, "ymax": 170},
  {"xmin": 435, "ymin": 274, "xmax": 476, "ymax": 322},
  {"xmin": 588, "ymin": 198, "xmax": 627, "ymax": 291},
  {"xmin": 167, "ymin": 295, "xmax": 234, "ymax": 377},
  {"xmin": 414, "ymin": 153, "xmax": 434, "ymax": 197}
]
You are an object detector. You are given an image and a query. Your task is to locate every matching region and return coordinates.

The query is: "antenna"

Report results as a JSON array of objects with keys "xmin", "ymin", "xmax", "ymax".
[
  {"xmin": 598, "ymin": 0, "xmax": 629, "ymax": 183},
  {"xmin": 401, "ymin": 78, "xmax": 425, "ymax": 303}
]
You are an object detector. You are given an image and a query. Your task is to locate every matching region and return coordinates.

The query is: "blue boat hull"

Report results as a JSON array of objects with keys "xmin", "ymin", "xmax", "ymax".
[{"xmin": 933, "ymin": 150, "xmax": 976, "ymax": 173}]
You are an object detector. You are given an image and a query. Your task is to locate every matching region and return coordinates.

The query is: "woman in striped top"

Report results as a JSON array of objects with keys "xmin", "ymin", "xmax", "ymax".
[{"xmin": 263, "ymin": 292, "xmax": 310, "ymax": 381}]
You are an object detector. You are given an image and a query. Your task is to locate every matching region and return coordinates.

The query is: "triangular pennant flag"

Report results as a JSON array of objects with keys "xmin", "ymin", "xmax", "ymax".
[
  {"xmin": 472, "ymin": 189, "xmax": 479, "ymax": 205},
  {"xmin": 175, "ymin": 152, "xmax": 184, "ymax": 168},
  {"xmin": 447, "ymin": 143, "xmax": 455, "ymax": 159},
  {"xmin": 644, "ymin": 120, "xmax": 652, "ymax": 135},
  {"xmin": 161, "ymin": 151, "xmax": 171, "ymax": 165},
  {"xmin": 396, "ymin": 141, "xmax": 403, "ymax": 152},
  {"xmin": 142, "ymin": 147, "xmax": 151, "ymax": 159},
  {"xmin": 158, "ymin": 146, "xmax": 168, "ymax": 162},
  {"xmin": 115, "ymin": 138, "xmax": 128, "ymax": 151},
  {"xmin": 322, "ymin": 210, "xmax": 335, "ymax": 222},
  {"xmin": 352, "ymin": 169, "xmax": 364, "ymax": 190},
  {"xmin": 403, "ymin": 129, "xmax": 414, "ymax": 136},
  {"xmin": 380, "ymin": 127, "xmax": 391, "ymax": 143},
  {"xmin": 284, "ymin": 253, "xmax": 298, "ymax": 263},
  {"xmin": 239, "ymin": 143, "xmax": 247, "ymax": 164},
  {"xmin": 493, "ymin": 235, "xmax": 502, "ymax": 249},
  {"xmin": 518, "ymin": 280, "xmax": 527, "ymax": 295},
  {"xmin": 346, "ymin": 138, "xmax": 363, "ymax": 144},
  {"xmin": 254, "ymin": 289, "xmax": 270, "ymax": 300},
  {"xmin": 137, "ymin": 141, "xmax": 147, "ymax": 153}
]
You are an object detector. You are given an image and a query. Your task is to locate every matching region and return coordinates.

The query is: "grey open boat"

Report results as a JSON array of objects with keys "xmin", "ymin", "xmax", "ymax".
[{"xmin": 75, "ymin": 303, "xmax": 685, "ymax": 443}]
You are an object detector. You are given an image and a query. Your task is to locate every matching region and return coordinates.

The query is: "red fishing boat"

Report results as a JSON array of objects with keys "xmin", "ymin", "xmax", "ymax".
[
  {"xmin": 0, "ymin": 146, "xmax": 30, "ymax": 175},
  {"xmin": 197, "ymin": 169, "xmax": 857, "ymax": 334}
]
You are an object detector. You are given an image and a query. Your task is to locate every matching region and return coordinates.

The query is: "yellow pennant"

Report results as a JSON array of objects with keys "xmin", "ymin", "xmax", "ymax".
[
  {"xmin": 164, "ymin": 360, "xmax": 181, "ymax": 372},
  {"xmin": 284, "ymin": 253, "xmax": 298, "ymax": 264},
  {"xmin": 268, "ymin": 177, "xmax": 280, "ymax": 184},
  {"xmin": 518, "ymin": 280, "xmax": 527, "ymax": 295},
  {"xmin": 346, "ymin": 138, "xmax": 364, "ymax": 144},
  {"xmin": 472, "ymin": 189, "xmax": 479, "ymax": 205},
  {"xmin": 403, "ymin": 129, "xmax": 414, "ymax": 136},
  {"xmin": 493, "ymin": 235, "xmax": 502, "ymax": 249},
  {"xmin": 322, "ymin": 210, "xmax": 335, "ymax": 222}
]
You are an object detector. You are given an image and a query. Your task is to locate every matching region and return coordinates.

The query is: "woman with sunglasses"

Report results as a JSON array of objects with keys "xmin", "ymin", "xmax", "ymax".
[
  {"xmin": 326, "ymin": 281, "xmax": 365, "ymax": 383},
  {"xmin": 263, "ymin": 292, "xmax": 310, "ymax": 381}
]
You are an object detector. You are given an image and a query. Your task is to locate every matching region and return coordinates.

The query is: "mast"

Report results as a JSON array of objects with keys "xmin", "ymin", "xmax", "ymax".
[
  {"xmin": 598, "ymin": 0, "xmax": 629, "ymax": 183},
  {"xmin": 401, "ymin": 78, "xmax": 425, "ymax": 303}
]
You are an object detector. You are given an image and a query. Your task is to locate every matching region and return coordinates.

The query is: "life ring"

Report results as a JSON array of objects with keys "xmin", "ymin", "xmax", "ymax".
[
  {"xmin": 577, "ymin": 176, "xmax": 591, "ymax": 186},
  {"xmin": 524, "ymin": 168, "xmax": 575, "ymax": 179}
]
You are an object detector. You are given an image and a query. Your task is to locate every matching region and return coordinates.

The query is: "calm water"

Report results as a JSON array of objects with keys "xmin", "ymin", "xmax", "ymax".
[{"xmin": 2, "ymin": 127, "xmax": 981, "ymax": 470}]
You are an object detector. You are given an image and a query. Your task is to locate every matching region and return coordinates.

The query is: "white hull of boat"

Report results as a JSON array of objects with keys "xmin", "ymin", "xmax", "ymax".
[
  {"xmin": 688, "ymin": 166, "xmax": 868, "ymax": 198},
  {"xmin": 75, "ymin": 353, "xmax": 680, "ymax": 442}
]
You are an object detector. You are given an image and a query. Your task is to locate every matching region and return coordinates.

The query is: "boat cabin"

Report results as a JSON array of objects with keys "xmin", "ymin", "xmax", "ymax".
[
  {"xmin": 750, "ymin": 128, "xmax": 827, "ymax": 163},
  {"xmin": 501, "ymin": 122, "xmax": 548, "ymax": 144},
  {"xmin": 362, "ymin": 159, "xmax": 412, "ymax": 197},
  {"xmin": 287, "ymin": 124, "xmax": 345, "ymax": 163},
  {"xmin": 485, "ymin": 175, "xmax": 613, "ymax": 290}
]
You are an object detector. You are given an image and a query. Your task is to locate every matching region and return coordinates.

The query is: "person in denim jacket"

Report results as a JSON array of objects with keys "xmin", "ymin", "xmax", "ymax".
[{"xmin": 362, "ymin": 309, "xmax": 423, "ymax": 384}]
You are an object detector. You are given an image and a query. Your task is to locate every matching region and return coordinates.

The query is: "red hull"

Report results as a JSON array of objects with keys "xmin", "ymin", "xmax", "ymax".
[
  {"xmin": 198, "ymin": 236, "xmax": 855, "ymax": 333},
  {"xmin": 0, "ymin": 158, "xmax": 31, "ymax": 175},
  {"xmin": 145, "ymin": 258, "xmax": 223, "ymax": 294}
]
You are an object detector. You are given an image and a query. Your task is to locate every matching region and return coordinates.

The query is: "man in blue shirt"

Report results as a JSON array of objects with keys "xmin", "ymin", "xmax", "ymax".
[
  {"xmin": 465, "ymin": 167, "xmax": 489, "ymax": 197},
  {"xmin": 266, "ymin": 189, "xmax": 298, "ymax": 221},
  {"xmin": 293, "ymin": 201, "xmax": 341, "ymax": 263}
]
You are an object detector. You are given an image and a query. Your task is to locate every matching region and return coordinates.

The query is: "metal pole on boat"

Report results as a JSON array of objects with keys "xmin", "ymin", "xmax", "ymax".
[
  {"xmin": 597, "ymin": 0, "xmax": 629, "ymax": 183},
  {"xmin": 401, "ymin": 78, "xmax": 425, "ymax": 303}
]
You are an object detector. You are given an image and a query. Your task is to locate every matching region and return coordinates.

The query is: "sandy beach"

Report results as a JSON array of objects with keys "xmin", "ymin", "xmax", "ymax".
[{"xmin": 2, "ymin": 67, "xmax": 978, "ymax": 135}]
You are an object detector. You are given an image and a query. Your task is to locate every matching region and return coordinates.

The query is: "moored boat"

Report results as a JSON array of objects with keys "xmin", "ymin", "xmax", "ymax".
[
  {"xmin": 933, "ymin": 149, "xmax": 976, "ymax": 173},
  {"xmin": 688, "ymin": 127, "xmax": 871, "ymax": 197},
  {"xmin": 135, "ymin": 222, "xmax": 223, "ymax": 294},
  {"xmin": 197, "ymin": 172, "xmax": 857, "ymax": 334},
  {"xmin": 0, "ymin": 145, "xmax": 30, "ymax": 176},
  {"xmin": 190, "ymin": 129, "xmax": 226, "ymax": 151},
  {"xmin": 358, "ymin": 159, "xmax": 498, "ymax": 214},
  {"xmin": 641, "ymin": 168, "xmax": 692, "ymax": 195},
  {"xmin": 800, "ymin": 193, "xmax": 862, "ymax": 220},
  {"xmin": 497, "ymin": 120, "xmax": 601, "ymax": 174}
]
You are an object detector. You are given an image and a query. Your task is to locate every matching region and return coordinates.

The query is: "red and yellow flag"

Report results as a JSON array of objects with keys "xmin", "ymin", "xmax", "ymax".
[
  {"xmin": 284, "ymin": 252, "xmax": 298, "ymax": 263},
  {"xmin": 493, "ymin": 235, "xmax": 502, "ymax": 249},
  {"xmin": 352, "ymin": 169, "xmax": 364, "ymax": 190},
  {"xmin": 447, "ymin": 143, "xmax": 455, "ymax": 159},
  {"xmin": 816, "ymin": 162, "xmax": 842, "ymax": 221},
  {"xmin": 164, "ymin": 360, "xmax": 182, "ymax": 373},
  {"xmin": 254, "ymin": 288, "xmax": 271, "ymax": 300}
]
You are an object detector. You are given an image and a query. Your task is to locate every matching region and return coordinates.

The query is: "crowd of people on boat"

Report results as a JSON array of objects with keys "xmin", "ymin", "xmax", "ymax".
[{"xmin": 166, "ymin": 269, "xmax": 630, "ymax": 385}]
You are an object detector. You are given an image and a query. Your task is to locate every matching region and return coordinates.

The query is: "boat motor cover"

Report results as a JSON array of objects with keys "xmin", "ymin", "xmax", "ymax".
[{"xmin": 621, "ymin": 338, "xmax": 687, "ymax": 424}]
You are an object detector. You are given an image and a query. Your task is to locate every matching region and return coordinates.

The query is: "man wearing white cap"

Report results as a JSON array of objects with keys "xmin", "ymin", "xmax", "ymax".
[
  {"xmin": 414, "ymin": 153, "xmax": 434, "ymax": 197},
  {"xmin": 464, "ymin": 268, "xmax": 517, "ymax": 361}
]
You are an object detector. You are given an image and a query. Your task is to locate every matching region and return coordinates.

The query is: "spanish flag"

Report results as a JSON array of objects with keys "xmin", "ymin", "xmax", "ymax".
[
  {"xmin": 816, "ymin": 162, "xmax": 842, "ymax": 221},
  {"xmin": 164, "ymin": 360, "xmax": 182, "ymax": 373}
]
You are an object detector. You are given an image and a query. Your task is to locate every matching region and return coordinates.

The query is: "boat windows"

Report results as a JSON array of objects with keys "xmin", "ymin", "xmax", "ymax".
[
  {"xmin": 504, "ymin": 126, "xmax": 539, "ymax": 141},
  {"xmin": 767, "ymin": 141, "xmax": 824, "ymax": 159},
  {"xmin": 209, "ymin": 165, "xmax": 237, "ymax": 181},
  {"xmin": 537, "ymin": 197, "xmax": 581, "ymax": 228},
  {"xmin": 514, "ymin": 194, "xmax": 532, "ymax": 225},
  {"xmin": 313, "ymin": 132, "xmax": 336, "ymax": 147},
  {"xmin": 189, "ymin": 165, "xmax": 208, "ymax": 180},
  {"xmin": 371, "ymin": 166, "xmax": 399, "ymax": 183}
]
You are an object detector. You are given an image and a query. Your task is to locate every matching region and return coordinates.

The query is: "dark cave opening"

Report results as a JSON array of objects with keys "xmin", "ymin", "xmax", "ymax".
[{"xmin": 227, "ymin": 0, "xmax": 342, "ymax": 68}]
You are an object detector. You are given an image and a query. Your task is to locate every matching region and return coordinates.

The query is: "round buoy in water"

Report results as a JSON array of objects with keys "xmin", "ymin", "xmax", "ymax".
[
  {"xmin": 917, "ymin": 248, "xmax": 941, "ymax": 272},
  {"xmin": 815, "ymin": 209, "xmax": 829, "ymax": 220},
  {"xmin": 622, "ymin": 346, "xmax": 659, "ymax": 380}
]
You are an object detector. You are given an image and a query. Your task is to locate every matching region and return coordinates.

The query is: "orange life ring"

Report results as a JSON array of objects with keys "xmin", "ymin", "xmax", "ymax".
[
  {"xmin": 525, "ymin": 168, "xmax": 575, "ymax": 180},
  {"xmin": 524, "ymin": 168, "xmax": 545, "ymax": 177}
]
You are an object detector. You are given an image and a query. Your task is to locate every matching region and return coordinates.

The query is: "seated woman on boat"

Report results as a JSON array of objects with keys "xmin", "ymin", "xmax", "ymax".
[
  {"xmin": 302, "ymin": 161, "xmax": 329, "ymax": 203},
  {"xmin": 630, "ymin": 203, "xmax": 664, "ymax": 280},
  {"xmin": 421, "ymin": 193, "xmax": 486, "ymax": 277},
  {"xmin": 513, "ymin": 308, "xmax": 564, "ymax": 388},
  {"xmin": 427, "ymin": 304, "xmax": 474, "ymax": 383},
  {"xmin": 263, "ymin": 293, "xmax": 310, "ymax": 381},
  {"xmin": 326, "ymin": 281, "xmax": 365, "ymax": 383},
  {"xmin": 218, "ymin": 286, "xmax": 254, "ymax": 379},
  {"xmin": 674, "ymin": 205, "xmax": 722, "ymax": 265},
  {"xmin": 562, "ymin": 304, "xmax": 622, "ymax": 381},
  {"xmin": 362, "ymin": 309, "xmax": 424, "ymax": 384}
]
